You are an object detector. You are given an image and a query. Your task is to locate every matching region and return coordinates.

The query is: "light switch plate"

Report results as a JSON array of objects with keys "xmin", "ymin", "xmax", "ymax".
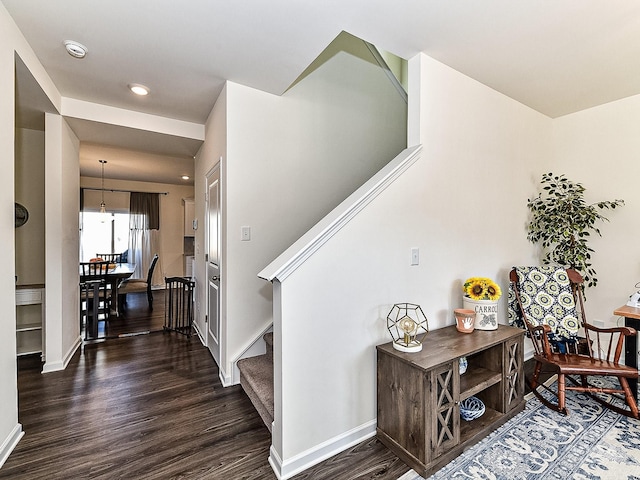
[{"xmin": 241, "ymin": 226, "xmax": 251, "ymax": 241}]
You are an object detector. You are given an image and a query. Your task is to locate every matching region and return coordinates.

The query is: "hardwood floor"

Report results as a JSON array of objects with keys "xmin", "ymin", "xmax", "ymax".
[
  {"xmin": 87, "ymin": 289, "xmax": 167, "ymax": 339},
  {"xmin": 5, "ymin": 333, "xmax": 274, "ymax": 480},
  {"xmin": 290, "ymin": 438, "xmax": 409, "ymax": 480},
  {"xmin": 4, "ymin": 293, "xmax": 410, "ymax": 480}
]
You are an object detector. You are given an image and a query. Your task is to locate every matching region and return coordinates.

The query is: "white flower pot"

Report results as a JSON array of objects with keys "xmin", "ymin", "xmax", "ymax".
[{"xmin": 462, "ymin": 298, "xmax": 499, "ymax": 330}]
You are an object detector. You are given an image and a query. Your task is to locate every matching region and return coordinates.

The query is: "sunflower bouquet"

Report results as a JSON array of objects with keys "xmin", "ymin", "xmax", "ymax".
[{"xmin": 463, "ymin": 277, "xmax": 502, "ymax": 301}]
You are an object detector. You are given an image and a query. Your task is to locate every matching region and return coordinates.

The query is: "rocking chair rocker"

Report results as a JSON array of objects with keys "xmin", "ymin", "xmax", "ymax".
[{"xmin": 509, "ymin": 266, "xmax": 639, "ymax": 419}]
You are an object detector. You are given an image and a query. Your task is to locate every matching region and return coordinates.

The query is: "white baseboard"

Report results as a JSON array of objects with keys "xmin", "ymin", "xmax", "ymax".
[
  {"xmin": 0, "ymin": 423, "xmax": 24, "ymax": 468},
  {"xmin": 192, "ymin": 321, "xmax": 205, "ymax": 346},
  {"xmin": 397, "ymin": 471, "xmax": 419, "ymax": 480},
  {"xmin": 191, "ymin": 321, "xmax": 233, "ymax": 386},
  {"xmin": 219, "ymin": 366, "xmax": 233, "ymax": 387},
  {"xmin": 42, "ymin": 335, "xmax": 81, "ymax": 373},
  {"xmin": 269, "ymin": 420, "xmax": 377, "ymax": 479},
  {"xmin": 268, "ymin": 447, "xmax": 284, "ymax": 480}
]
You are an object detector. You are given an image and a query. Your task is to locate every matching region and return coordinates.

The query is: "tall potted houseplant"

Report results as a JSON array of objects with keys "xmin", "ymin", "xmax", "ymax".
[{"xmin": 526, "ymin": 173, "xmax": 624, "ymax": 288}]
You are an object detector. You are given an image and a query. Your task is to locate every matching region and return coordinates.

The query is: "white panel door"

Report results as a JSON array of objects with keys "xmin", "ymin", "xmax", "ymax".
[{"xmin": 206, "ymin": 165, "xmax": 221, "ymax": 364}]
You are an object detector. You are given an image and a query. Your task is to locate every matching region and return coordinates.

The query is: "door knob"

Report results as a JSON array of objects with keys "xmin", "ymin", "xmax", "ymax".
[{"xmin": 211, "ymin": 276, "xmax": 219, "ymax": 282}]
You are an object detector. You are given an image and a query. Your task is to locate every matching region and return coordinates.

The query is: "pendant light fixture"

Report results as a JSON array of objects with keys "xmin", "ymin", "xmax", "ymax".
[{"xmin": 99, "ymin": 159, "xmax": 107, "ymax": 216}]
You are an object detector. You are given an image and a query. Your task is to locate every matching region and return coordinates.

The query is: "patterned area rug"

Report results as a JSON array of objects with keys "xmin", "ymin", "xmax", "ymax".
[{"xmin": 397, "ymin": 376, "xmax": 640, "ymax": 480}]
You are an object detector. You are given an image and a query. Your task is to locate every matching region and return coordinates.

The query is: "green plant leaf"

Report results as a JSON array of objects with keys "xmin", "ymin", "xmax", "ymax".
[{"xmin": 526, "ymin": 173, "xmax": 624, "ymax": 289}]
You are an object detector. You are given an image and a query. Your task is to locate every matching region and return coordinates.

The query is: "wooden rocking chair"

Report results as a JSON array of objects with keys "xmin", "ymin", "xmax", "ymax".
[{"xmin": 509, "ymin": 266, "xmax": 639, "ymax": 419}]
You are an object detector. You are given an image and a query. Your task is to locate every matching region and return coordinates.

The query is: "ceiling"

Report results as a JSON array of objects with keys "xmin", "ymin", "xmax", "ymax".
[{"xmin": 7, "ymin": 1, "xmax": 640, "ymax": 180}]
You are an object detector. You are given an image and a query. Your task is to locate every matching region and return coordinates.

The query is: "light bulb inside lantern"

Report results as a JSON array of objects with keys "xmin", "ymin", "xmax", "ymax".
[{"xmin": 398, "ymin": 316, "xmax": 417, "ymax": 344}]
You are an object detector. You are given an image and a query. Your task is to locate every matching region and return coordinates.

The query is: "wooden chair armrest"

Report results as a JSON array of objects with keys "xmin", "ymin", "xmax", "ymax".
[
  {"xmin": 584, "ymin": 322, "xmax": 636, "ymax": 337},
  {"xmin": 583, "ymin": 322, "xmax": 636, "ymax": 362}
]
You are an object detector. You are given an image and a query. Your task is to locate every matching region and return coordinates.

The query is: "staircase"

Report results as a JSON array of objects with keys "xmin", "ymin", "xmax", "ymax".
[{"xmin": 237, "ymin": 332, "xmax": 274, "ymax": 433}]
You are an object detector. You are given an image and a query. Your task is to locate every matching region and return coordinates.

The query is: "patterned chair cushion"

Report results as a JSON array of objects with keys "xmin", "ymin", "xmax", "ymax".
[{"xmin": 508, "ymin": 266, "xmax": 580, "ymax": 344}]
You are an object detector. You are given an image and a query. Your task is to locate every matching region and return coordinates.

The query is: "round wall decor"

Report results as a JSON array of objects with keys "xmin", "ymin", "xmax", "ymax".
[{"xmin": 15, "ymin": 203, "xmax": 29, "ymax": 228}]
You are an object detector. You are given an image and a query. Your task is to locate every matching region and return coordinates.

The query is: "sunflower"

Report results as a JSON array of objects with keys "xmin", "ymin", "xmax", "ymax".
[
  {"xmin": 463, "ymin": 277, "xmax": 502, "ymax": 301},
  {"xmin": 485, "ymin": 281, "xmax": 502, "ymax": 301},
  {"xmin": 464, "ymin": 278, "xmax": 486, "ymax": 300},
  {"xmin": 462, "ymin": 277, "xmax": 484, "ymax": 291}
]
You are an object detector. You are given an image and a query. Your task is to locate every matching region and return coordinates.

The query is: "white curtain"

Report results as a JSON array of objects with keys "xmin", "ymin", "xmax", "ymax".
[
  {"xmin": 128, "ymin": 193, "xmax": 162, "ymax": 284},
  {"xmin": 128, "ymin": 222, "xmax": 160, "ymax": 282}
]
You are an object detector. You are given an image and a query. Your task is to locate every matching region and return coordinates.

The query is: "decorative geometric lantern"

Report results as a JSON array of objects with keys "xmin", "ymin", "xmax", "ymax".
[{"xmin": 386, "ymin": 303, "xmax": 429, "ymax": 352}]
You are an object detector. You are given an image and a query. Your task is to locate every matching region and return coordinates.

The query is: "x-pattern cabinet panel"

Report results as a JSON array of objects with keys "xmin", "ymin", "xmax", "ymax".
[{"xmin": 377, "ymin": 325, "xmax": 525, "ymax": 477}]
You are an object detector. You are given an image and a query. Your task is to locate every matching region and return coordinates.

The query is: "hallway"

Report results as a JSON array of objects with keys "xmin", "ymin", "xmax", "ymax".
[{"xmin": 3, "ymin": 331, "xmax": 274, "ymax": 479}]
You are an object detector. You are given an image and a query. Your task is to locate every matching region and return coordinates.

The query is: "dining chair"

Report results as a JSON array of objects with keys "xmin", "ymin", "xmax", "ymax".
[
  {"xmin": 509, "ymin": 265, "xmax": 639, "ymax": 418},
  {"xmin": 80, "ymin": 261, "xmax": 111, "ymax": 339},
  {"xmin": 118, "ymin": 254, "xmax": 159, "ymax": 310},
  {"xmin": 96, "ymin": 253, "xmax": 123, "ymax": 264}
]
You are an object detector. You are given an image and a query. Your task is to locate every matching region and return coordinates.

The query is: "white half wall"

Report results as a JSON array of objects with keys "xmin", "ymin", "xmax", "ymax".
[{"xmin": 271, "ymin": 53, "xmax": 550, "ymax": 477}]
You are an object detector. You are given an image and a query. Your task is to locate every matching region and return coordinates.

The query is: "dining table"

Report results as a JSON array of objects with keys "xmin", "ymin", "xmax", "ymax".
[
  {"xmin": 80, "ymin": 262, "xmax": 135, "ymax": 318},
  {"xmin": 106, "ymin": 263, "xmax": 136, "ymax": 315}
]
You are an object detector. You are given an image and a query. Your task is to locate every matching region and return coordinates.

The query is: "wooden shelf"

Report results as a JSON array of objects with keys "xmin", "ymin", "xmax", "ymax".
[
  {"xmin": 16, "ymin": 322, "xmax": 43, "ymax": 332},
  {"xmin": 460, "ymin": 365, "xmax": 502, "ymax": 400},
  {"xmin": 377, "ymin": 325, "xmax": 525, "ymax": 478},
  {"xmin": 15, "ymin": 285, "xmax": 45, "ymax": 360},
  {"xmin": 459, "ymin": 406, "xmax": 502, "ymax": 444}
]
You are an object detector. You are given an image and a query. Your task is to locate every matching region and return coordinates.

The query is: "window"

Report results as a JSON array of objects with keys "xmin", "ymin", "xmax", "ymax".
[{"xmin": 80, "ymin": 212, "xmax": 129, "ymax": 262}]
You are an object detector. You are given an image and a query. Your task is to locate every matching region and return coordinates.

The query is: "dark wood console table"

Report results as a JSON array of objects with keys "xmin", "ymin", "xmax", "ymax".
[
  {"xmin": 376, "ymin": 325, "xmax": 525, "ymax": 478},
  {"xmin": 614, "ymin": 305, "xmax": 640, "ymax": 400}
]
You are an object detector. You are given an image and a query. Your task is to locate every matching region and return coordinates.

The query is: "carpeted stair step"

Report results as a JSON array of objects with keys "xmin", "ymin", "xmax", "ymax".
[
  {"xmin": 264, "ymin": 332, "xmax": 273, "ymax": 360},
  {"xmin": 238, "ymin": 352, "xmax": 273, "ymax": 433}
]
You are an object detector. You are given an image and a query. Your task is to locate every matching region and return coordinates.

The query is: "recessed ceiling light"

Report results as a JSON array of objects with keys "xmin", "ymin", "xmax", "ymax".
[
  {"xmin": 181, "ymin": 175, "xmax": 190, "ymax": 180},
  {"xmin": 64, "ymin": 40, "xmax": 88, "ymax": 59},
  {"xmin": 128, "ymin": 83, "xmax": 150, "ymax": 96}
]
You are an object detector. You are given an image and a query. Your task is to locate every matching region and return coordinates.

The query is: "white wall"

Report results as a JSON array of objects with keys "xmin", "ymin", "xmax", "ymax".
[
  {"xmin": 80, "ymin": 176, "xmax": 195, "ymax": 281},
  {"xmin": 43, "ymin": 113, "xmax": 82, "ymax": 373},
  {"xmin": 551, "ymin": 94, "xmax": 640, "ymax": 325},
  {"xmin": 0, "ymin": 13, "xmax": 20, "ymax": 464},
  {"xmin": 194, "ymin": 83, "xmax": 227, "ymax": 363},
  {"xmin": 222, "ymin": 37, "xmax": 407, "ymax": 381},
  {"xmin": 409, "ymin": 53, "xmax": 550, "ymax": 294},
  {"xmin": 195, "ymin": 35, "xmax": 409, "ymax": 384},
  {"xmin": 0, "ymin": 3, "xmax": 61, "ymax": 464},
  {"xmin": 270, "ymin": 52, "xmax": 551, "ymax": 478}
]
